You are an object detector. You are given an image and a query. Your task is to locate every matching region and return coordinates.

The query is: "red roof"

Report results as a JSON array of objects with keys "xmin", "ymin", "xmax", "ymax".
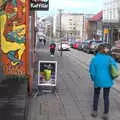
[{"xmin": 90, "ymin": 11, "xmax": 103, "ymax": 21}]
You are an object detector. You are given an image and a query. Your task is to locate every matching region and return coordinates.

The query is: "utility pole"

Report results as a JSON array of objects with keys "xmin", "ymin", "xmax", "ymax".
[
  {"xmin": 58, "ymin": 9, "xmax": 63, "ymax": 56},
  {"xmin": 109, "ymin": 23, "xmax": 113, "ymax": 54},
  {"xmin": 82, "ymin": 14, "xmax": 85, "ymax": 42},
  {"xmin": 109, "ymin": 9, "xmax": 113, "ymax": 54}
]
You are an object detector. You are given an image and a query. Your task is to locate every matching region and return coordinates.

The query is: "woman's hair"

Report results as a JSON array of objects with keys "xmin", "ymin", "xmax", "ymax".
[{"xmin": 97, "ymin": 44, "xmax": 110, "ymax": 54}]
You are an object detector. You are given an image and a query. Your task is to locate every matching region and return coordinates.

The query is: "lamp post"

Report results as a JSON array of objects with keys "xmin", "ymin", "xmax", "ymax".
[
  {"xmin": 58, "ymin": 9, "xmax": 63, "ymax": 56},
  {"xmin": 82, "ymin": 14, "xmax": 85, "ymax": 41},
  {"xmin": 108, "ymin": 24, "xmax": 112, "ymax": 53}
]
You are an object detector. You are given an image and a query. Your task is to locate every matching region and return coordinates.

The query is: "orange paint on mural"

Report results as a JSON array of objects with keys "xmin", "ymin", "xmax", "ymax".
[{"xmin": 0, "ymin": 0, "xmax": 29, "ymax": 75}]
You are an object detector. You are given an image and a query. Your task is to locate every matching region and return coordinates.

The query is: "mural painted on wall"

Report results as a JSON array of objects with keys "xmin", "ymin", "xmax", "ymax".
[{"xmin": 0, "ymin": 0, "xmax": 27, "ymax": 75}]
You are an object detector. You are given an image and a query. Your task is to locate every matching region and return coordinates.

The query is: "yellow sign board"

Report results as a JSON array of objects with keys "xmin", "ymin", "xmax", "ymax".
[{"xmin": 104, "ymin": 29, "xmax": 109, "ymax": 34}]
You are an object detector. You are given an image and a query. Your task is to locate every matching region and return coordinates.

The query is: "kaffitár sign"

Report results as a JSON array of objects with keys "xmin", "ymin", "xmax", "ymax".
[{"xmin": 30, "ymin": 0, "xmax": 49, "ymax": 11}]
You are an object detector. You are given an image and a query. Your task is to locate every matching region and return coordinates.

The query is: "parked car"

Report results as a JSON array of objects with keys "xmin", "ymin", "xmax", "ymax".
[
  {"xmin": 58, "ymin": 42, "xmax": 70, "ymax": 51},
  {"xmin": 82, "ymin": 40, "xmax": 103, "ymax": 54},
  {"xmin": 78, "ymin": 40, "xmax": 88, "ymax": 51},
  {"xmin": 111, "ymin": 47, "xmax": 120, "ymax": 61},
  {"xmin": 111, "ymin": 40, "xmax": 120, "ymax": 62},
  {"xmin": 70, "ymin": 41, "xmax": 76, "ymax": 48},
  {"xmin": 73, "ymin": 42, "xmax": 81, "ymax": 49},
  {"xmin": 89, "ymin": 40, "xmax": 103, "ymax": 54},
  {"xmin": 94, "ymin": 41, "xmax": 120, "ymax": 62},
  {"xmin": 82, "ymin": 40, "xmax": 95, "ymax": 53}
]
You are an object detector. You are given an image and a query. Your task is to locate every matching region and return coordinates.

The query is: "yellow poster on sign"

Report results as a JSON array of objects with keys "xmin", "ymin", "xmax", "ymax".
[{"xmin": 104, "ymin": 29, "xmax": 109, "ymax": 34}]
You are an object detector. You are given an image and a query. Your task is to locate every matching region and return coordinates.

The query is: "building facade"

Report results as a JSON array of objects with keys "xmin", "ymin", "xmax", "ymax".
[
  {"xmin": 54, "ymin": 13, "xmax": 84, "ymax": 41},
  {"xmin": 37, "ymin": 16, "xmax": 53, "ymax": 41},
  {"xmin": 86, "ymin": 11, "xmax": 103, "ymax": 40},
  {"xmin": 103, "ymin": 0, "xmax": 120, "ymax": 42}
]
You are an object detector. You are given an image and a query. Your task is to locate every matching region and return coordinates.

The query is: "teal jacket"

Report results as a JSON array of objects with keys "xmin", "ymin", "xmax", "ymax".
[{"xmin": 89, "ymin": 53, "xmax": 118, "ymax": 88}]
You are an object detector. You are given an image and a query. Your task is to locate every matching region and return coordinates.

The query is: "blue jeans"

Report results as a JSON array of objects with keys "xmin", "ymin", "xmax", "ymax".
[{"xmin": 93, "ymin": 87, "xmax": 110, "ymax": 114}]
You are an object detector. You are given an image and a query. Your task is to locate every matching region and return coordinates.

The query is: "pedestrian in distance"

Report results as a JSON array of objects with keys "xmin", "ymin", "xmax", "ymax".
[
  {"xmin": 43, "ymin": 39, "xmax": 46, "ymax": 46},
  {"xmin": 49, "ymin": 41, "xmax": 56, "ymax": 57},
  {"xmin": 89, "ymin": 44, "xmax": 118, "ymax": 120},
  {"xmin": 39, "ymin": 38, "xmax": 42, "ymax": 43}
]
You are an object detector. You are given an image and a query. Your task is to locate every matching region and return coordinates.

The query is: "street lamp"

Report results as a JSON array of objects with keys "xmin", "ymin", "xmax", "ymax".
[
  {"xmin": 82, "ymin": 14, "xmax": 85, "ymax": 41},
  {"xmin": 108, "ymin": 23, "xmax": 112, "ymax": 53},
  {"xmin": 58, "ymin": 9, "xmax": 63, "ymax": 56}
]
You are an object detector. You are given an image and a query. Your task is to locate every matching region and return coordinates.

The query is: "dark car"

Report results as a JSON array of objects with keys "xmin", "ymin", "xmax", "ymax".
[
  {"xmin": 94, "ymin": 41, "xmax": 120, "ymax": 62},
  {"xmin": 78, "ymin": 41, "xmax": 86, "ymax": 50},
  {"xmin": 111, "ymin": 40, "xmax": 120, "ymax": 62},
  {"xmin": 111, "ymin": 47, "xmax": 120, "ymax": 61},
  {"xmin": 78, "ymin": 40, "xmax": 90, "ymax": 51},
  {"xmin": 82, "ymin": 40, "xmax": 100, "ymax": 54}
]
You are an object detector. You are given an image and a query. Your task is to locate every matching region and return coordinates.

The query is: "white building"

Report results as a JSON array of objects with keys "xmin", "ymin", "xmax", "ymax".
[
  {"xmin": 54, "ymin": 13, "xmax": 84, "ymax": 41},
  {"xmin": 103, "ymin": 0, "xmax": 120, "ymax": 41},
  {"xmin": 36, "ymin": 16, "xmax": 53, "ymax": 40},
  {"xmin": 103, "ymin": 0, "xmax": 120, "ymax": 23}
]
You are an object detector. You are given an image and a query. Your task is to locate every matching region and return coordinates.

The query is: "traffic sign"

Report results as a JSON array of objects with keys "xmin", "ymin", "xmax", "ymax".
[{"xmin": 104, "ymin": 28, "xmax": 109, "ymax": 34}]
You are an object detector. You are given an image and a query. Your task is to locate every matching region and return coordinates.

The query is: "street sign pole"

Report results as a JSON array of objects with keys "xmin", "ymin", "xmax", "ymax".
[
  {"xmin": 109, "ymin": 24, "xmax": 112, "ymax": 54},
  {"xmin": 59, "ymin": 9, "xmax": 63, "ymax": 56}
]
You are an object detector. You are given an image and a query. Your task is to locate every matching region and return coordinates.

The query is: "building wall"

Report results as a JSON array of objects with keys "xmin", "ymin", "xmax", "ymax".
[
  {"xmin": 103, "ymin": 0, "xmax": 120, "ymax": 23},
  {"xmin": 86, "ymin": 20, "xmax": 103, "ymax": 41},
  {"xmin": 82, "ymin": 14, "xmax": 95, "ymax": 41},
  {"xmin": 37, "ymin": 16, "xmax": 53, "ymax": 40},
  {"xmin": 54, "ymin": 13, "xmax": 84, "ymax": 40},
  {"xmin": 87, "ymin": 21, "xmax": 97, "ymax": 39},
  {"xmin": 103, "ymin": 0, "xmax": 120, "ymax": 41}
]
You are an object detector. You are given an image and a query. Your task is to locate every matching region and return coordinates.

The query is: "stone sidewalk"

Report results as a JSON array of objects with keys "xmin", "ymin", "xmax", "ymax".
[
  {"xmin": 27, "ymin": 43, "xmax": 120, "ymax": 120},
  {"xmin": 0, "ymin": 77, "xmax": 28, "ymax": 120},
  {"xmin": 0, "ymin": 63, "xmax": 28, "ymax": 120}
]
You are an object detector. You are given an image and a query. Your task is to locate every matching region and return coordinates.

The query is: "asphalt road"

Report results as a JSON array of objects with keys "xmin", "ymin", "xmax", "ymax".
[{"xmin": 27, "ymin": 43, "xmax": 120, "ymax": 120}]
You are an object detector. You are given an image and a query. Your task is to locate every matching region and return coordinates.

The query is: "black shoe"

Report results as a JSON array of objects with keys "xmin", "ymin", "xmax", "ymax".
[
  {"xmin": 102, "ymin": 114, "xmax": 109, "ymax": 120},
  {"xmin": 91, "ymin": 111, "xmax": 98, "ymax": 117}
]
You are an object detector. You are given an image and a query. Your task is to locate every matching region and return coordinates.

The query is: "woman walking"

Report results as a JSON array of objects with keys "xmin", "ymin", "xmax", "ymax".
[{"xmin": 89, "ymin": 44, "xmax": 118, "ymax": 120}]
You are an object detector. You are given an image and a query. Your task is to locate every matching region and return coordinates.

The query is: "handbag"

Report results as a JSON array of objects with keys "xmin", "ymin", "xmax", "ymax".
[{"xmin": 110, "ymin": 64, "xmax": 120, "ymax": 79}]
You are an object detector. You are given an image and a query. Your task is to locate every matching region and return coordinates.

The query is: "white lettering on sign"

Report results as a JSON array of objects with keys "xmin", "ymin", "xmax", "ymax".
[{"xmin": 31, "ymin": 3, "xmax": 48, "ymax": 9}]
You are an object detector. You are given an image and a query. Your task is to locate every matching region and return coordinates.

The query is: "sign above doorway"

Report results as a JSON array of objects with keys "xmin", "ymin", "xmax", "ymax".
[{"xmin": 30, "ymin": 0, "xmax": 49, "ymax": 11}]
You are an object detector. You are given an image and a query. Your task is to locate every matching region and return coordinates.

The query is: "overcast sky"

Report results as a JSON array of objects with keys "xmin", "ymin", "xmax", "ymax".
[{"xmin": 37, "ymin": 0, "xmax": 103, "ymax": 17}]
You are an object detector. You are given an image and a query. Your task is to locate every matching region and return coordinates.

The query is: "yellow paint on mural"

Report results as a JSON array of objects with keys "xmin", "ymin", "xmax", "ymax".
[
  {"xmin": 13, "ymin": 23, "xmax": 26, "ymax": 36},
  {"xmin": 0, "ymin": 14, "xmax": 25, "ymax": 66},
  {"xmin": 0, "ymin": 0, "xmax": 3, "ymax": 5}
]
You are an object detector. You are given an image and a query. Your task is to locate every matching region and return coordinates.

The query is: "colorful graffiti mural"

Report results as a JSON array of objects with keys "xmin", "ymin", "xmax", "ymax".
[{"xmin": 0, "ymin": 0, "xmax": 28, "ymax": 75}]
